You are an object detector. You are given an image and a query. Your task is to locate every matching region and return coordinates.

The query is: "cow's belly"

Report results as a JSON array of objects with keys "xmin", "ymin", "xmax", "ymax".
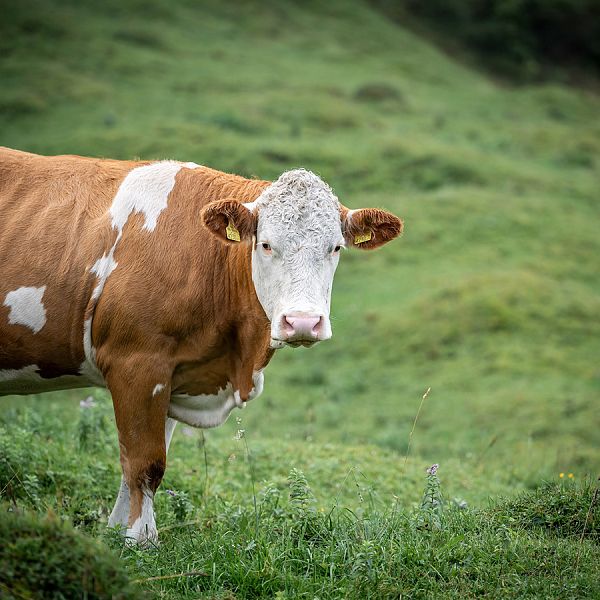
[
  {"xmin": 168, "ymin": 371, "xmax": 264, "ymax": 428},
  {"xmin": 0, "ymin": 364, "xmax": 103, "ymax": 396}
]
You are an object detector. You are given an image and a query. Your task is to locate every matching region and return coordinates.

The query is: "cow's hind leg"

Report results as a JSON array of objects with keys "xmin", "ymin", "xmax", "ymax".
[{"xmin": 106, "ymin": 361, "xmax": 173, "ymax": 546}]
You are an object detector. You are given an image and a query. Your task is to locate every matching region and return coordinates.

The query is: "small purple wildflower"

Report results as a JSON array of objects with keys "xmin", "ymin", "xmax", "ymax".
[
  {"xmin": 426, "ymin": 463, "xmax": 439, "ymax": 476},
  {"xmin": 79, "ymin": 396, "xmax": 96, "ymax": 409},
  {"xmin": 166, "ymin": 489, "xmax": 177, "ymax": 497}
]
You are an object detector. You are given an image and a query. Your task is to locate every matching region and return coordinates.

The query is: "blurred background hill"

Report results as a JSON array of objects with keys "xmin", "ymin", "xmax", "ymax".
[
  {"xmin": 373, "ymin": 0, "xmax": 600, "ymax": 82},
  {"xmin": 1, "ymin": 0, "xmax": 599, "ymax": 503}
]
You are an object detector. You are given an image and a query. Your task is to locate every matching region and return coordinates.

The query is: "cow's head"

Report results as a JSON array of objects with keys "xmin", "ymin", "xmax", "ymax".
[{"xmin": 202, "ymin": 169, "xmax": 402, "ymax": 348}]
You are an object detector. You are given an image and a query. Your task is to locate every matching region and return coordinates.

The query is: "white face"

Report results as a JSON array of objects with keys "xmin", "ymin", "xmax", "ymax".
[{"xmin": 245, "ymin": 169, "xmax": 346, "ymax": 348}]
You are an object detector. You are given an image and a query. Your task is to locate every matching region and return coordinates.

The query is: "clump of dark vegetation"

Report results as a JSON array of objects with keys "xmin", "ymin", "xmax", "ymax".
[
  {"xmin": 0, "ymin": 510, "xmax": 142, "ymax": 599},
  {"xmin": 113, "ymin": 27, "xmax": 167, "ymax": 50},
  {"xmin": 354, "ymin": 82, "xmax": 404, "ymax": 103},
  {"xmin": 372, "ymin": 0, "xmax": 600, "ymax": 81},
  {"xmin": 490, "ymin": 479, "xmax": 600, "ymax": 541}
]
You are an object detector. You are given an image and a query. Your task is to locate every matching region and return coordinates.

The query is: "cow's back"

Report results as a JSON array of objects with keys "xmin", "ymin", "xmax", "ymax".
[{"xmin": 0, "ymin": 147, "xmax": 138, "ymax": 392}]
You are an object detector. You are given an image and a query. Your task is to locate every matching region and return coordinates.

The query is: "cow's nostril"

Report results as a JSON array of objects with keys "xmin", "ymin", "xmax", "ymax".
[
  {"xmin": 312, "ymin": 316, "xmax": 323, "ymax": 334},
  {"xmin": 282, "ymin": 315, "xmax": 295, "ymax": 335}
]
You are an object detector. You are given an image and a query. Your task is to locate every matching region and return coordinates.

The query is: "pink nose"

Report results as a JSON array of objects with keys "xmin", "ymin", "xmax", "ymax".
[{"xmin": 282, "ymin": 314, "xmax": 323, "ymax": 340}]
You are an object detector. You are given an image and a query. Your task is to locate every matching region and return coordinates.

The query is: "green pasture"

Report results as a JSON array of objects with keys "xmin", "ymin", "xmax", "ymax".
[{"xmin": 1, "ymin": 0, "xmax": 599, "ymax": 597}]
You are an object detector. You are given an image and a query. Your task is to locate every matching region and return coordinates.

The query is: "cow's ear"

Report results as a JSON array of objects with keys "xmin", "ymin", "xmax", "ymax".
[
  {"xmin": 201, "ymin": 199, "xmax": 257, "ymax": 244},
  {"xmin": 341, "ymin": 206, "xmax": 403, "ymax": 250}
]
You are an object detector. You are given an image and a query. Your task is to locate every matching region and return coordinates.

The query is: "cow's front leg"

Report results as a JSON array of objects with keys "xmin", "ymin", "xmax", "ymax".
[
  {"xmin": 106, "ymin": 362, "xmax": 172, "ymax": 546},
  {"xmin": 108, "ymin": 417, "xmax": 178, "ymax": 533},
  {"xmin": 108, "ymin": 475, "xmax": 130, "ymax": 531}
]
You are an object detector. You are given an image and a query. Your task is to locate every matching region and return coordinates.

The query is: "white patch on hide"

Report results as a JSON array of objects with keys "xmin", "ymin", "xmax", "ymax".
[
  {"xmin": 89, "ymin": 161, "xmax": 197, "ymax": 301},
  {"xmin": 90, "ymin": 252, "xmax": 117, "ymax": 301},
  {"xmin": 0, "ymin": 364, "xmax": 96, "ymax": 396},
  {"xmin": 80, "ymin": 318, "xmax": 105, "ymax": 386},
  {"xmin": 110, "ymin": 161, "xmax": 198, "ymax": 233},
  {"xmin": 152, "ymin": 383, "xmax": 165, "ymax": 397},
  {"xmin": 125, "ymin": 488, "xmax": 157, "ymax": 547},
  {"xmin": 3, "ymin": 286, "xmax": 47, "ymax": 334},
  {"xmin": 242, "ymin": 198, "xmax": 260, "ymax": 213},
  {"xmin": 234, "ymin": 390, "xmax": 244, "ymax": 408},
  {"xmin": 84, "ymin": 161, "xmax": 199, "ymax": 375},
  {"xmin": 168, "ymin": 371, "xmax": 264, "ymax": 428},
  {"xmin": 0, "ymin": 364, "xmax": 40, "ymax": 382},
  {"xmin": 165, "ymin": 417, "xmax": 177, "ymax": 452},
  {"xmin": 108, "ymin": 477, "xmax": 130, "ymax": 530}
]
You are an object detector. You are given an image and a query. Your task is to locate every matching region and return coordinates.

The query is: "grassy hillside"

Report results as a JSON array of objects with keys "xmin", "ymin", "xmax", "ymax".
[{"xmin": 1, "ymin": 0, "xmax": 599, "ymax": 597}]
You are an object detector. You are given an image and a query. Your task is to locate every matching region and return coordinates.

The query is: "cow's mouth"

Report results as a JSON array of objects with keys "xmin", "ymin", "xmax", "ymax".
[
  {"xmin": 287, "ymin": 339, "xmax": 318, "ymax": 348},
  {"xmin": 270, "ymin": 338, "xmax": 319, "ymax": 349}
]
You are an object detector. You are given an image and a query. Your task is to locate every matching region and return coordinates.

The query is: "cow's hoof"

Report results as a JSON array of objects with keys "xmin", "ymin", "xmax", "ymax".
[{"xmin": 125, "ymin": 522, "xmax": 159, "ymax": 548}]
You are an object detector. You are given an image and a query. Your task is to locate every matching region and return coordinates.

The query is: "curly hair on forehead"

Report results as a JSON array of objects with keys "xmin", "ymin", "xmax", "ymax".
[{"xmin": 255, "ymin": 168, "xmax": 340, "ymax": 212}]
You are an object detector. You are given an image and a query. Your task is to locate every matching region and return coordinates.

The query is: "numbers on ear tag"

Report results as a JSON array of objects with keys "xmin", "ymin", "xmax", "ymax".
[
  {"xmin": 354, "ymin": 231, "xmax": 372, "ymax": 245},
  {"xmin": 226, "ymin": 221, "xmax": 241, "ymax": 242}
]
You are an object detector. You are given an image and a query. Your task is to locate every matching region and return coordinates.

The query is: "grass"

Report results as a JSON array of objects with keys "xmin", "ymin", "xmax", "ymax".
[
  {"xmin": 1, "ymin": 0, "xmax": 599, "ymax": 597},
  {"xmin": 1, "ymin": 403, "xmax": 599, "ymax": 598}
]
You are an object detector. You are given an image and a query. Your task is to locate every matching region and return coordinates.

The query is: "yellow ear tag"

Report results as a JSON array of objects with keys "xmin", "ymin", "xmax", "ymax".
[
  {"xmin": 226, "ymin": 221, "xmax": 241, "ymax": 242},
  {"xmin": 354, "ymin": 231, "xmax": 372, "ymax": 245}
]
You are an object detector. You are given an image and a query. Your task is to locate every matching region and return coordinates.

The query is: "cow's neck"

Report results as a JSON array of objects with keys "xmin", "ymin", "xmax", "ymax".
[
  {"xmin": 226, "ymin": 241, "xmax": 275, "ymax": 385},
  {"xmin": 175, "ymin": 237, "xmax": 274, "ymax": 401}
]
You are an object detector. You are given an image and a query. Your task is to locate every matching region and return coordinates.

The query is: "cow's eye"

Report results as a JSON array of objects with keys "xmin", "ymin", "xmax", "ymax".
[{"xmin": 261, "ymin": 242, "xmax": 272, "ymax": 253}]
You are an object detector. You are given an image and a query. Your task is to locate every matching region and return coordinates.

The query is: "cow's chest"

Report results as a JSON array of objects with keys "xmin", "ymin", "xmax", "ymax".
[{"xmin": 168, "ymin": 371, "xmax": 264, "ymax": 428}]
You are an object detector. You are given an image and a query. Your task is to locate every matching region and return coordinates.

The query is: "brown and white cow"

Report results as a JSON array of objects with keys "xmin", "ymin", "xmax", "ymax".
[{"xmin": 0, "ymin": 146, "xmax": 402, "ymax": 544}]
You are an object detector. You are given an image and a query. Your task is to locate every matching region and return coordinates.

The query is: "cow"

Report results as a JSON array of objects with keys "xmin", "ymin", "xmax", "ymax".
[{"xmin": 0, "ymin": 146, "xmax": 403, "ymax": 545}]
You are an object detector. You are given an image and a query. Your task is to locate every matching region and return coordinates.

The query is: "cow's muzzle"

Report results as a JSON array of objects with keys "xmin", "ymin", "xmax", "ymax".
[{"xmin": 274, "ymin": 312, "xmax": 331, "ymax": 346}]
